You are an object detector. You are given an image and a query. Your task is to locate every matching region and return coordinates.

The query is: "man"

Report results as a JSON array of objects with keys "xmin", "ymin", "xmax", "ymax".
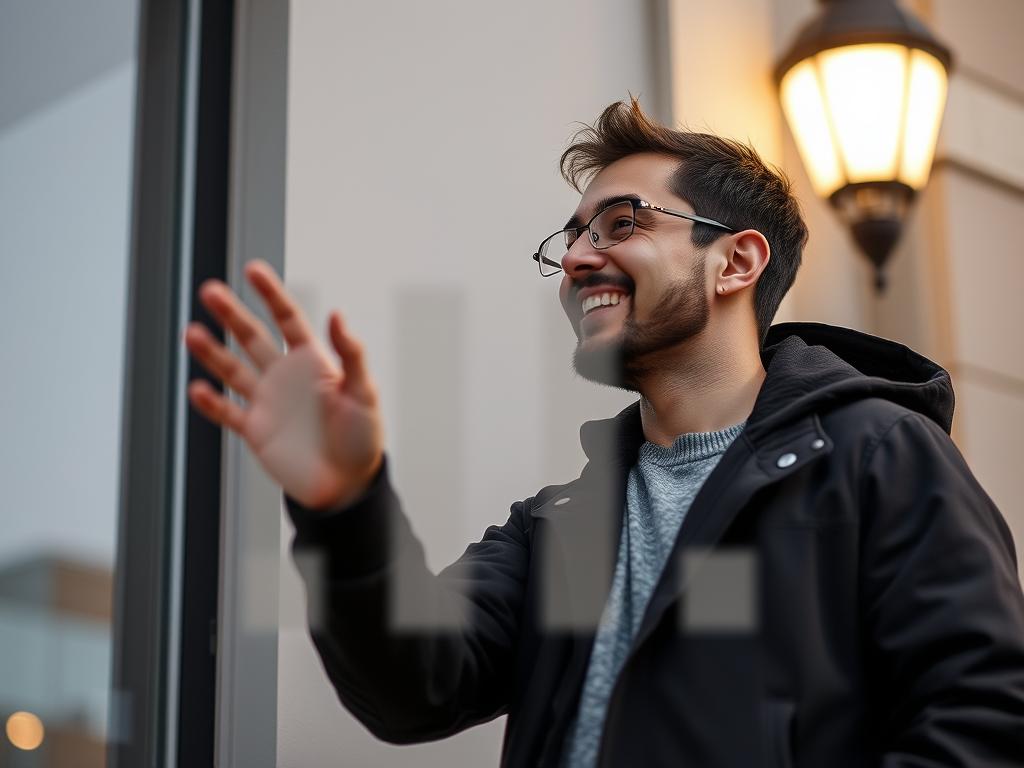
[{"xmin": 184, "ymin": 99, "xmax": 1024, "ymax": 766}]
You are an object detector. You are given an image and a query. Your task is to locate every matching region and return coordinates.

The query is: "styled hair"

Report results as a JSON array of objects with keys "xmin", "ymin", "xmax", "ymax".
[{"xmin": 560, "ymin": 97, "xmax": 808, "ymax": 346}]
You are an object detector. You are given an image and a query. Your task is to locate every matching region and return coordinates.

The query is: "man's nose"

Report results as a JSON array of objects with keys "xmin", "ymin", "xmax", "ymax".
[{"xmin": 561, "ymin": 234, "xmax": 609, "ymax": 277}]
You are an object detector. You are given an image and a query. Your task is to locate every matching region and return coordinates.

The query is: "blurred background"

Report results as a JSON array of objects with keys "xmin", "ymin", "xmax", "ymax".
[{"xmin": 0, "ymin": 0, "xmax": 1020, "ymax": 766}]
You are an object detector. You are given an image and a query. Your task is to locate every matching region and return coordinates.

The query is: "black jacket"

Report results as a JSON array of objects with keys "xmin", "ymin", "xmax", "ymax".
[{"xmin": 286, "ymin": 321, "xmax": 1024, "ymax": 767}]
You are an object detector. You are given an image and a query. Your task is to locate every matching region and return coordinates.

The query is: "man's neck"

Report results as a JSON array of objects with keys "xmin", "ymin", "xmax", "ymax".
[{"xmin": 637, "ymin": 332, "xmax": 765, "ymax": 448}]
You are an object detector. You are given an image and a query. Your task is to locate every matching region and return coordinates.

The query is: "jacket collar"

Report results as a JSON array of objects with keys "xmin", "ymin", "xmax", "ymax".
[{"xmin": 755, "ymin": 321, "xmax": 954, "ymax": 435}]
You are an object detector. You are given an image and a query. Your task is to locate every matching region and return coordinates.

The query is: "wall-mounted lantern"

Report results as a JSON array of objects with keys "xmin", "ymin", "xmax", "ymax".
[{"xmin": 775, "ymin": 0, "xmax": 953, "ymax": 291}]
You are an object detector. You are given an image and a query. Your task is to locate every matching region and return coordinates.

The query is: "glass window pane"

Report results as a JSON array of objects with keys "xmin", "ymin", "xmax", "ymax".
[{"xmin": 0, "ymin": 2, "xmax": 139, "ymax": 765}]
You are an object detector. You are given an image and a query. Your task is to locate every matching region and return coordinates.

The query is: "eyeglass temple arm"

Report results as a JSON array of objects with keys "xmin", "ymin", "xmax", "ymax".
[
  {"xmin": 646, "ymin": 203, "xmax": 736, "ymax": 233},
  {"xmin": 533, "ymin": 252, "xmax": 562, "ymax": 270}
]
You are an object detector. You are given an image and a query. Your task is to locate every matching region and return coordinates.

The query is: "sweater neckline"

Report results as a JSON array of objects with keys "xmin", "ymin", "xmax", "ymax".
[{"xmin": 637, "ymin": 421, "xmax": 746, "ymax": 467}]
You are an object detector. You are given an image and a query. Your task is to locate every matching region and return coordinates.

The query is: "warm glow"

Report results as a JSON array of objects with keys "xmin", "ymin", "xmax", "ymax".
[
  {"xmin": 780, "ymin": 59, "xmax": 844, "ymax": 196},
  {"xmin": 898, "ymin": 49, "xmax": 948, "ymax": 188},
  {"xmin": 819, "ymin": 44, "xmax": 908, "ymax": 183},
  {"xmin": 6, "ymin": 711, "xmax": 45, "ymax": 751},
  {"xmin": 779, "ymin": 43, "xmax": 948, "ymax": 196}
]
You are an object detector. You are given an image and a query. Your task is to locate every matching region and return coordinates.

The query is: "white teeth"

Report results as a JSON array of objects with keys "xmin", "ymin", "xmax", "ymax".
[{"xmin": 581, "ymin": 292, "xmax": 625, "ymax": 315}]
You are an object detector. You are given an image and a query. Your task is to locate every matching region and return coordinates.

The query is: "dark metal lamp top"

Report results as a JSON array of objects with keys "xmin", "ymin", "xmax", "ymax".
[{"xmin": 775, "ymin": 0, "xmax": 953, "ymax": 83}]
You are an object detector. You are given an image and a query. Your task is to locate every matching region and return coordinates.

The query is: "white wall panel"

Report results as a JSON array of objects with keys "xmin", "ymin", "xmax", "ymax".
[{"xmin": 278, "ymin": 0, "xmax": 655, "ymax": 764}]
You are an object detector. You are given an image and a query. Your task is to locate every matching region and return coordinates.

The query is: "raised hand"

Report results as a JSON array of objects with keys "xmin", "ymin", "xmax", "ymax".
[{"xmin": 183, "ymin": 260, "xmax": 384, "ymax": 511}]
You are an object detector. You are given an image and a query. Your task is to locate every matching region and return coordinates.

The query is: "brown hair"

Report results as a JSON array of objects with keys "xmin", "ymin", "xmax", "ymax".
[{"xmin": 560, "ymin": 97, "xmax": 808, "ymax": 346}]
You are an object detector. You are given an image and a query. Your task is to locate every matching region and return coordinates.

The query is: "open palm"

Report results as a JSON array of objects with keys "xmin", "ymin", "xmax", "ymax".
[{"xmin": 183, "ymin": 260, "xmax": 384, "ymax": 511}]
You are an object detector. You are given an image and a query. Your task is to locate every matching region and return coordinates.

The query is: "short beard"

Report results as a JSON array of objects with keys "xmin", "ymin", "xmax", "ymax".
[{"xmin": 572, "ymin": 257, "xmax": 710, "ymax": 391}]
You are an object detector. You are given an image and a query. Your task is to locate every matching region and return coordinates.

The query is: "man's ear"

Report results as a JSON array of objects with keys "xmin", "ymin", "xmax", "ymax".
[{"xmin": 716, "ymin": 230, "xmax": 770, "ymax": 296}]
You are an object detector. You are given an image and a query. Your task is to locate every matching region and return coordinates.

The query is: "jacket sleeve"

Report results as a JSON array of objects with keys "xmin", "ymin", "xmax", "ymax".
[
  {"xmin": 859, "ymin": 412, "xmax": 1024, "ymax": 767},
  {"xmin": 284, "ymin": 455, "xmax": 530, "ymax": 744}
]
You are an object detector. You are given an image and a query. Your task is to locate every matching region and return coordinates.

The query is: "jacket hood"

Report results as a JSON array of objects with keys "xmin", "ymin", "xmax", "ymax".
[{"xmin": 580, "ymin": 321, "xmax": 955, "ymax": 464}]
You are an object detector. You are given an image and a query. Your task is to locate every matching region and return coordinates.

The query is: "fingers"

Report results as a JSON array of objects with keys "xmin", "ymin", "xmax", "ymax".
[
  {"xmin": 245, "ymin": 260, "xmax": 316, "ymax": 350},
  {"xmin": 187, "ymin": 379, "xmax": 247, "ymax": 434},
  {"xmin": 183, "ymin": 322, "xmax": 260, "ymax": 400},
  {"xmin": 199, "ymin": 279, "xmax": 282, "ymax": 370},
  {"xmin": 328, "ymin": 311, "xmax": 376, "ymax": 405}
]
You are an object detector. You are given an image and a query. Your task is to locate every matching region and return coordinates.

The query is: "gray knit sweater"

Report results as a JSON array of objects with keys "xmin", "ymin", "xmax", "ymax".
[{"xmin": 561, "ymin": 420, "xmax": 747, "ymax": 768}]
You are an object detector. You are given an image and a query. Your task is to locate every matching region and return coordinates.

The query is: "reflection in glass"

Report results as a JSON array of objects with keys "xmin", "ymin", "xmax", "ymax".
[{"xmin": 0, "ymin": 0, "xmax": 139, "ymax": 765}]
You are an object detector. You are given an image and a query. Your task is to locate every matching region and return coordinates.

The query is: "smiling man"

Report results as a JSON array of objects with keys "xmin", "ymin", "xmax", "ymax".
[{"xmin": 184, "ymin": 99, "xmax": 1024, "ymax": 767}]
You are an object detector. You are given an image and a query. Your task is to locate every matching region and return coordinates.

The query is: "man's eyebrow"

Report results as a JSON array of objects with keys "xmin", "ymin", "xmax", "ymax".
[{"xmin": 563, "ymin": 193, "xmax": 642, "ymax": 231}]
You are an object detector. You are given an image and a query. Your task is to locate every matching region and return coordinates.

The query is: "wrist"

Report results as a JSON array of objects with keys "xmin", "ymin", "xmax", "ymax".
[{"xmin": 322, "ymin": 452, "xmax": 385, "ymax": 513}]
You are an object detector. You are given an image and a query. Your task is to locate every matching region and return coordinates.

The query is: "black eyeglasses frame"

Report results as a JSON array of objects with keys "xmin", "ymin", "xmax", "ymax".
[{"xmin": 532, "ymin": 198, "xmax": 737, "ymax": 277}]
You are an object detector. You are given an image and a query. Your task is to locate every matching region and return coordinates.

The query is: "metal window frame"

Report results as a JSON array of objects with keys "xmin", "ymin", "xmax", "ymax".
[
  {"xmin": 109, "ymin": 0, "xmax": 246, "ymax": 765},
  {"xmin": 214, "ymin": 1, "xmax": 289, "ymax": 766}
]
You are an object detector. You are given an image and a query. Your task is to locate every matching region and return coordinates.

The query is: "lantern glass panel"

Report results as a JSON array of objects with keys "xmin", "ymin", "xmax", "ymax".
[
  {"xmin": 898, "ymin": 49, "xmax": 948, "ymax": 189},
  {"xmin": 780, "ymin": 59, "xmax": 845, "ymax": 196},
  {"xmin": 818, "ymin": 43, "xmax": 909, "ymax": 184}
]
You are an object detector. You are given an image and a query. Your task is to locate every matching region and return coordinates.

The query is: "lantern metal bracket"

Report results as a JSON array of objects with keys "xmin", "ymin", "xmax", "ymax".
[{"xmin": 830, "ymin": 181, "xmax": 916, "ymax": 291}]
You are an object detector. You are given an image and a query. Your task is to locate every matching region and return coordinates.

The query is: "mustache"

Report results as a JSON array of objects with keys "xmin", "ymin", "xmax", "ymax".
[{"xmin": 572, "ymin": 274, "xmax": 634, "ymax": 298}]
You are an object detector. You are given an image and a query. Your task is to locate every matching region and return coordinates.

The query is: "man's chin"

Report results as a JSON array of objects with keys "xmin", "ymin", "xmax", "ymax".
[{"xmin": 572, "ymin": 339, "xmax": 634, "ymax": 391}]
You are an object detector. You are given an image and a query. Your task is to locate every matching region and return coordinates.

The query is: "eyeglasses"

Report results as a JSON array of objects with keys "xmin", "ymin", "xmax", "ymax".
[{"xmin": 532, "ymin": 197, "xmax": 736, "ymax": 277}]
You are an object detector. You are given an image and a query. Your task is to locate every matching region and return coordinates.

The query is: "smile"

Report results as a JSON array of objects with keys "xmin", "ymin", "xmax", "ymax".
[{"xmin": 581, "ymin": 292, "xmax": 627, "ymax": 316}]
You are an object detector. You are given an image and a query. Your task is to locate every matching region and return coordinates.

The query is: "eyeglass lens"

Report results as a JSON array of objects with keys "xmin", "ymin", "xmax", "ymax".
[{"xmin": 537, "ymin": 200, "xmax": 635, "ymax": 276}]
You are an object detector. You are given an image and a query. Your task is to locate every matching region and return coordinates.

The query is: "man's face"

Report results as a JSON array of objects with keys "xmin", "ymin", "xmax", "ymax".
[{"xmin": 558, "ymin": 153, "xmax": 712, "ymax": 390}]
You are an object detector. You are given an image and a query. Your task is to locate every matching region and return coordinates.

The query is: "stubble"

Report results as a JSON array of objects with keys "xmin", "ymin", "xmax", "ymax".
[{"xmin": 572, "ymin": 256, "xmax": 709, "ymax": 391}]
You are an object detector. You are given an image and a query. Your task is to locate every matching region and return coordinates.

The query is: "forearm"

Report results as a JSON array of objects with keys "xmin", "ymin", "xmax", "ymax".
[{"xmin": 285, "ymin": 456, "xmax": 523, "ymax": 742}]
